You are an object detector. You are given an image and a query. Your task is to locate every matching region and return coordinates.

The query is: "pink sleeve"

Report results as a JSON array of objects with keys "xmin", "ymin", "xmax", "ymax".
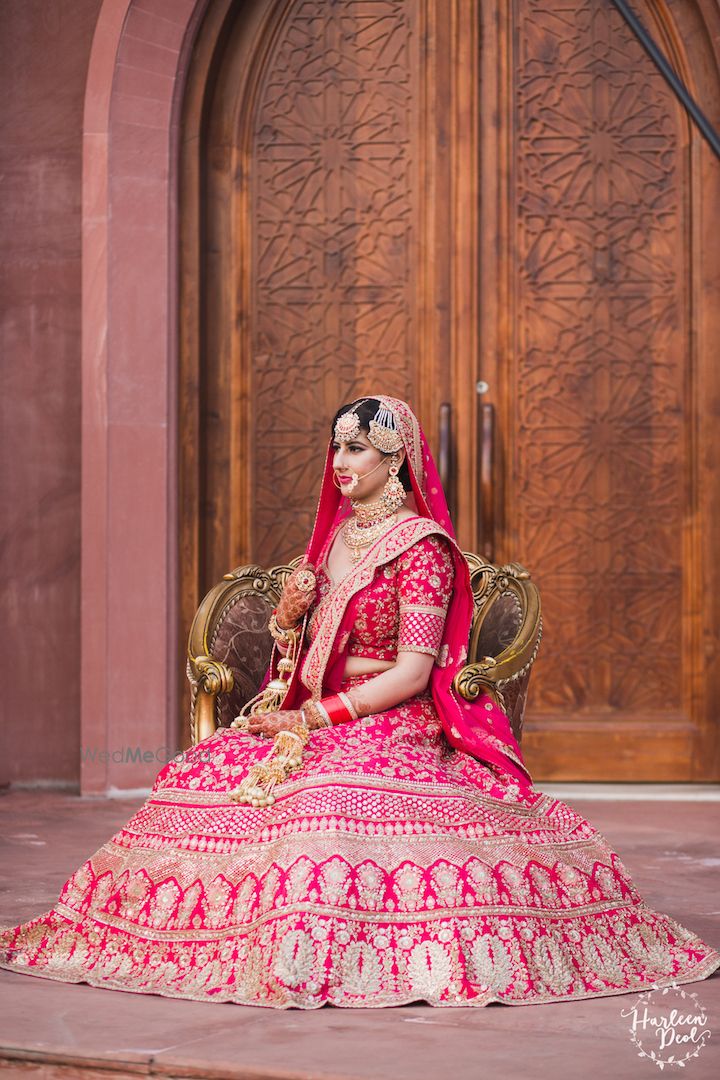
[{"xmin": 395, "ymin": 535, "xmax": 455, "ymax": 657}]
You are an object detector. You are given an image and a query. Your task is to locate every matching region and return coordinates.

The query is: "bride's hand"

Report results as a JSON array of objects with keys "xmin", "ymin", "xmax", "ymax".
[
  {"xmin": 275, "ymin": 560, "xmax": 317, "ymax": 630},
  {"xmin": 246, "ymin": 709, "xmax": 305, "ymax": 738}
]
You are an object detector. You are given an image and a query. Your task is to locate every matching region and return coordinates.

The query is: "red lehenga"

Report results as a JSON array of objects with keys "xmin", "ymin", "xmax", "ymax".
[{"xmin": 1, "ymin": 397, "xmax": 718, "ymax": 1008}]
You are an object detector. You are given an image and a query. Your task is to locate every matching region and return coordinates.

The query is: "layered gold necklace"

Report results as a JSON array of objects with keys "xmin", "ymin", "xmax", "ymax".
[{"xmin": 343, "ymin": 498, "xmax": 398, "ymax": 562}]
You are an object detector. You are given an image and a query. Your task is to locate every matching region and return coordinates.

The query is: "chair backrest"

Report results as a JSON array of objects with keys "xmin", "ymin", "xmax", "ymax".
[
  {"xmin": 187, "ymin": 561, "xmax": 298, "ymax": 732},
  {"xmin": 187, "ymin": 552, "xmax": 541, "ymax": 741},
  {"xmin": 462, "ymin": 554, "xmax": 542, "ymax": 743}
]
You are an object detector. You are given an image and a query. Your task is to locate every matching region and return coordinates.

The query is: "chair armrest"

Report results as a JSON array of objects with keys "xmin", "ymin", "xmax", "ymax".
[
  {"xmin": 187, "ymin": 655, "xmax": 234, "ymax": 745},
  {"xmin": 453, "ymin": 657, "xmax": 505, "ymax": 709},
  {"xmin": 454, "ymin": 620, "xmax": 543, "ymax": 715},
  {"xmin": 455, "ymin": 607, "xmax": 543, "ymax": 718}
]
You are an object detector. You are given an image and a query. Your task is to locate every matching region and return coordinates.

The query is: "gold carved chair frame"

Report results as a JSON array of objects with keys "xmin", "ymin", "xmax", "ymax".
[{"xmin": 187, "ymin": 555, "xmax": 542, "ymax": 747}]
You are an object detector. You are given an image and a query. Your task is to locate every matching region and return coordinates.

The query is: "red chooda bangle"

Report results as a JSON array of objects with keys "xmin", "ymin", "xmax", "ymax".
[{"xmin": 320, "ymin": 693, "xmax": 357, "ymax": 726}]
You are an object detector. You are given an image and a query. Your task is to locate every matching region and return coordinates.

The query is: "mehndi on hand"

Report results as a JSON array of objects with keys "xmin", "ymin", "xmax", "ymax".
[
  {"xmin": 275, "ymin": 560, "xmax": 317, "ymax": 630},
  {"xmin": 245, "ymin": 710, "xmax": 305, "ymax": 739}
]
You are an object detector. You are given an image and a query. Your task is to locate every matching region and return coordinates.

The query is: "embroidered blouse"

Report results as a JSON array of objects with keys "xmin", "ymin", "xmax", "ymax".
[{"xmin": 307, "ymin": 533, "xmax": 455, "ymax": 662}]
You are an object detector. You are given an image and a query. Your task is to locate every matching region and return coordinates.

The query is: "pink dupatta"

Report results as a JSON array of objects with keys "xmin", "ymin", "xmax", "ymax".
[{"xmin": 273, "ymin": 396, "xmax": 533, "ymax": 791}]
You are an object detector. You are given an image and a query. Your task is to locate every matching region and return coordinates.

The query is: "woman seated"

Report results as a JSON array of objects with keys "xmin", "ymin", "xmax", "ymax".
[{"xmin": 1, "ymin": 396, "xmax": 718, "ymax": 1009}]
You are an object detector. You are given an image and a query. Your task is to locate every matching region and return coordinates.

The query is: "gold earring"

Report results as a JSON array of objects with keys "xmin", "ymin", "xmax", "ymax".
[{"xmin": 381, "ymin": 455, "xmax": 405, "ymax": 513}]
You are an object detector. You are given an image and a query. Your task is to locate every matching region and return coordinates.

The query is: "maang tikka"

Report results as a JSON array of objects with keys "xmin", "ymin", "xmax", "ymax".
[
  {"xmin": 333, "ymin": 403, "xmax": 364, "ymax": 445},
  {"xmin": 334, "ymin": 401, "xmax": 407, "ymax": 504},
  {"xmin": 334, "ymin": 401, "xmax": 404, "ymax": 455},
  {"xmin": 333, "ymin": 400, "xmax": 365, "ymax": 493}
]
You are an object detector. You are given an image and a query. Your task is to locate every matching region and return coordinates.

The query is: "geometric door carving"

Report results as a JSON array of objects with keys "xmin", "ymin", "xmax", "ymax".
[
  {"xmin": 180, "ymin": 0, "xmax": 720, "ymax": 778},
  {"xmin": 483, "ymin": 0, "xmax": 720, "ymax": 780}
]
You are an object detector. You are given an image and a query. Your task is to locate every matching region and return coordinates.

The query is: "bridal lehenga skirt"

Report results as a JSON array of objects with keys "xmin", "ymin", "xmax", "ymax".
[{"xmin": 1, "ymin": 680, "xmax": 719, "ymax": 1008}]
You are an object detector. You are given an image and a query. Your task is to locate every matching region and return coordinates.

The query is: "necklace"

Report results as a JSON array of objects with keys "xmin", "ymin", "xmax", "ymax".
[
  {"xmin": 342, "ymin": 511, "xmax": 398, "ymax": 562},
  {"xmin": 349, "ymin": 496, "xmax": 393, "ymax": 524}
]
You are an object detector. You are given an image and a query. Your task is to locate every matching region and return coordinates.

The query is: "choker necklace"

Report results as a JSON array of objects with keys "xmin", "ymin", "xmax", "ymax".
[
  {"xmin": 343, "ymin": 510, "xmax": 398, "ymax": 562},
  {"xmin": 349, "ymin": 496, "xmax": 395, "ymax": 524}
]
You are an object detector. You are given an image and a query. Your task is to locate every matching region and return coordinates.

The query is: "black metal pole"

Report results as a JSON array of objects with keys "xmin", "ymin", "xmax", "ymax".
[{"xmin": 609, "ymin": 0, "xmax": 720, "ymax": 161}]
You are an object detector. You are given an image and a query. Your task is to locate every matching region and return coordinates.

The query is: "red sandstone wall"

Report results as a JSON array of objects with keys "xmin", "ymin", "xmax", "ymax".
[{"xmin": 0, "ymin": 1, "xmax": 103, "ymax": 786}]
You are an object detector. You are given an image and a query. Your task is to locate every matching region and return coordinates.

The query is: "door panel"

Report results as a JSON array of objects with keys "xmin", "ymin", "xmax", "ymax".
[
  {"xmin": 180, "ymin": 0, "xmax": 720, "ymax": 777},
  {"xmin": 184, "ymin": 0, "xmax": 479, "ymax": 581},
  {"xmin": 479, "ymin": 0, "xmax": 719, "ymax": 779},
  {"xmin": 250, "ymin": 2, "xmax": 421, "ymax": 563}
]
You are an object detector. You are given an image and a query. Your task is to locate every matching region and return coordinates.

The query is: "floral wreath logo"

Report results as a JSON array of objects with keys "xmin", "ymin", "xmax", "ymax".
[{"xmin": 620, "ymin": 981, "xmax": 712, "ymax": 1070}]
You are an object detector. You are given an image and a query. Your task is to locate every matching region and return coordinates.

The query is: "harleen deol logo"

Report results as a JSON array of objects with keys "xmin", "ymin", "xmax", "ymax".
[{"xmin": 620, "ymin": 981, "xmax": 711, "ymax": 1070}]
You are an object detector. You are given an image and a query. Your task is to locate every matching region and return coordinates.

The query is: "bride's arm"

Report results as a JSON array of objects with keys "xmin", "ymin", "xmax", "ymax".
[{"xmin": 342, "ymin": 652, "xmax": 436, "ymax": 716}]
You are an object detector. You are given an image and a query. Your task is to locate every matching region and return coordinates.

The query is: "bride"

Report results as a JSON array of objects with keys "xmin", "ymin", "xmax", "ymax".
[{"xmin": 1, "ymin": 395, "xmax": 718, "ymax": 1008}]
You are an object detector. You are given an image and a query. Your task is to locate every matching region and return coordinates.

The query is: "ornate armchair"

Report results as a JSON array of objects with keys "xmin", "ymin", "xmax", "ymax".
[{"xmin": 186, "ymin": 555, "xmax": 542, "ymax": 747}]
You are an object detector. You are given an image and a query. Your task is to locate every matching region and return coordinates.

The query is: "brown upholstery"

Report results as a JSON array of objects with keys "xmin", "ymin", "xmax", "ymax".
[
  {"xmin": 187, "ymin": 555, "xmax": 541, "ymax": 747},
  {"xmin": 207, "ymin": 591, "xmax": 276, "ymax": 729},
  {"xmin": 474, "ymin": 587, "xmax": 532, "ymax": 743},
  {"xmin": 476, "ymin": 590, "xmax": 523, "ymax": 656}
]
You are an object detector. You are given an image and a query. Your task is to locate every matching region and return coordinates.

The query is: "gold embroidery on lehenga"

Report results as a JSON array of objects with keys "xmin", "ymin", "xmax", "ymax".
[
  {"xmin": 286, "ymin": 858, "xmax": 314, "ymax": 904},
  {"xmin": 3, "ymin": 679, "xmax": 719, "ymax": 1008},
  {"xmin": 466, "ymin": 934, "xmax": 515, "ymax": 992},
  {"xmin": 149, "ymin": 880, "xmax": 181, "ymax": 927},
  {"xmin": 581, "ymin": 933, "xmax": 628, "ymax": 986},
  {"xmin": 528, "ymin": 863, "xmax": 556, "ymax": 904},
  {"xmin": 407, "ymin": 940, "xmax": 453, "ymax": 998},
  {"xmin": 274, "ymin": 929, "xmax": 315, "ymax": 989},
  {"xmin": 357, "ymin": 863, "xmax": 385, "ymax": 909},
  {"xmin": 339, "ymin": 940, "xmax": 383, "ymax": 996},
  {"xmin": 466, "ymin": 859, "xmax": 494, "ymax": 900},
  {"xmin": 395, "ymin": 864, "xmax": 424, "ymax": 911},
  {"xmin": 430, "ymin": 862, "xmax": 461, "ymax": 907},
  {"xmin": 532, "ymin": 935, "xmax": 576, "ymax": 993},
  {"xmin": 626, "ymin": 923, "xmax": 676, "ymax": 975},
  {"xmin": 318, "ymin": 857, "xmax": 352, "ymax": 905}
]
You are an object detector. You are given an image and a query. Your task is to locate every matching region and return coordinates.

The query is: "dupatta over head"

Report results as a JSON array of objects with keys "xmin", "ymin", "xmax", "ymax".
[{"xmin": 279, "ymin": 395, "xmax": 533, "ymax": 792}]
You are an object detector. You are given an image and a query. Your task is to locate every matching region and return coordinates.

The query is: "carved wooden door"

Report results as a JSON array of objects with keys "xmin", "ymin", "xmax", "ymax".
[
  {"xmin": 181, "ymin": 0, "xmax": 479, "ymax": 624},
  {"xmin": 180, "ymin": 0, "xmax": 720, "ymax": 779},
  {"xmin": 478, "ymin": 1, "xmax": 720, "ymax": 781}
]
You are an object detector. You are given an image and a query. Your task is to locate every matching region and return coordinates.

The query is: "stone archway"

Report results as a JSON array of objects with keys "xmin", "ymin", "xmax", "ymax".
[{"xmin": 80, "ymin": 0, "xmax": 210, "ymax": 793}]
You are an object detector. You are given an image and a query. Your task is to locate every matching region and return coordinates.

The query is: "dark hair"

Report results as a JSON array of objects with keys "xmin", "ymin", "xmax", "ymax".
[{"xmin": 331, "ymin": 398, "xmax": 411, "ymax": 489}]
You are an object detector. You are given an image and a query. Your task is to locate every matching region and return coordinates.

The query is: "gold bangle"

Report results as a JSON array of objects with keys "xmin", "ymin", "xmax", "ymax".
[
  {"xmin": 303, "ymin": 700, "xmax": 332, "ymax": 730},
  {"xmin": 268, "ymin": 612, "xmax": 294, "ymax": 644},
  {"xmin": 314, "ymin": 700, "xmax": 333, "ymax": 727},
  {"xmin": 337, "ymin": 691, "xmax": 359, "ymax": 721}
]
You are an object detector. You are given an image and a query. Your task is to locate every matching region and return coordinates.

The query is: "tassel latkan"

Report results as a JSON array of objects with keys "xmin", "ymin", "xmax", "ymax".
[
  {"xmin": 230, "ymin": 630, "xmax": 299, "ymax": 727},
  {"xmin": 229, "ymin": 725, "xmax": 310, "ymax": 806},
  {"xmin": 229, "ymin": 619, "xmax": 311, "ymax": 806}
]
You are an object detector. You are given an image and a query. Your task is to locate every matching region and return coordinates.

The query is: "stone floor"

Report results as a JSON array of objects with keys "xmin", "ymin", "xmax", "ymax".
[{"xmin": 0, "ymin": 787, "xmax": 718, "ymax": 1080}]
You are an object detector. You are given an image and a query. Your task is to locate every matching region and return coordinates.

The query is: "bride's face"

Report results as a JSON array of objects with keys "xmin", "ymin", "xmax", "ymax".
[{"xmin": 332, "ymin": 431, "xmax": 392, "ymax": 502}]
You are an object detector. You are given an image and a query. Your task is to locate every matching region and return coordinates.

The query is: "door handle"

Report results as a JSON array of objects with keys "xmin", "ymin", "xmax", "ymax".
[
  {"xmin": 438, "ymin": 402, "xmax": 454, "ymax": 521},
  {"xmin": 478, "ymin": 401, "xmax": 495, "ymax": 561}
]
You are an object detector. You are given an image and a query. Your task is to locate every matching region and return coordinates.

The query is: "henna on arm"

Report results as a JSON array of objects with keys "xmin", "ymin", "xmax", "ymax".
[
  {"xmin": 245, "ymin": 709, "xmax": 305, "ymax": 738},
  {"xmin": 275, "ymin": 560, "xmax": 317, "ymax": 629}
]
